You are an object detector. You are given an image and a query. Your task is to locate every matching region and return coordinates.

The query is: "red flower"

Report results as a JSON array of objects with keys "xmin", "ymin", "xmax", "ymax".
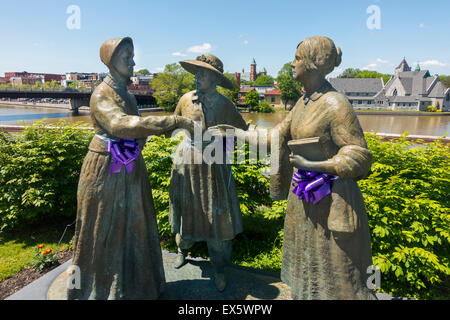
[{"xmin": 38, "ymin": 244, "xmax": 45, "ymax": 249}]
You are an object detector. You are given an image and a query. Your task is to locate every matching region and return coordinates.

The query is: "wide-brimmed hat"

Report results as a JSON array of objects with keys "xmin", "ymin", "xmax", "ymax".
[
  {"xmin": 180, "ymin": 54, "xmax": 234, "ymax": 90},
  {"xmin": 100, "ymin": 37, "xmax": 133, "ymax": 68}
]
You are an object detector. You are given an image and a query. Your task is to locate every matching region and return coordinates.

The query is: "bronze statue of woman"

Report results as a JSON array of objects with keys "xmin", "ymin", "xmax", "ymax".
[
  {"xmin": 169, "ymin": 54, "xmax": 248, "ymax": 291},
  {"xmin": 212, "ymin": 36, "xmax": 377, "ymax": 300},
  {"xmin": 67, "ymin": 37, "xmax": 194, "ymax": 300}
]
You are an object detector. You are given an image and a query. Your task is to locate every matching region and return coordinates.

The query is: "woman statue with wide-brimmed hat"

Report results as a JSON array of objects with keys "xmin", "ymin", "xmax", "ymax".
[
  {"xmin": 169, "ymin": 54, "xmax": 248, "ymax": 291},
  {"xmin": 67, "ymin": 37, "xmax": 194, "ymax": 300},
  {"xmin": 212, "ymin": 36, "xmax": 377, "ymax": 299}
]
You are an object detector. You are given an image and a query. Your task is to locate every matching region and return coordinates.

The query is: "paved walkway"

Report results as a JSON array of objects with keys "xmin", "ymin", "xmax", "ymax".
[{"xmin": 6, "ymin": 250, "xmax": 401, "ymax": 300}]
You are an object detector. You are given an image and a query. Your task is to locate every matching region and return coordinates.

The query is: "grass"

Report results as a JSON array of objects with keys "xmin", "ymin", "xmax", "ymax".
[{"xmin": 0, "ymin": 217, "xmax": 74, "ymax": 282}]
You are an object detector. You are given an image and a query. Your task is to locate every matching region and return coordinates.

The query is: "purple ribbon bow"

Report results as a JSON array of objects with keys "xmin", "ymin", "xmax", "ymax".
[
  {"xmin": 292, "ymin": 169, "xmax": 337, "ymax": 204},
  {"xmin": 107, "ymin": 139, "xmax": 141, "ymax": 174}
]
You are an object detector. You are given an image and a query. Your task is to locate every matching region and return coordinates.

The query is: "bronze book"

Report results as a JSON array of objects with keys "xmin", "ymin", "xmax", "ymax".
[{"xmin": 287, "ymin": 137, "xmax": 327, "ymax": 161}]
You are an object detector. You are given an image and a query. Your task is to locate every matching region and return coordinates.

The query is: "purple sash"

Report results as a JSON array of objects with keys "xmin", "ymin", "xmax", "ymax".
[
  {"xmin": 292, "ymin": 169, "xmax": 338, "ymax": 204},
  {"xmin": 107, "ymin": 139, "xmax": 141, "ymax": 174}
]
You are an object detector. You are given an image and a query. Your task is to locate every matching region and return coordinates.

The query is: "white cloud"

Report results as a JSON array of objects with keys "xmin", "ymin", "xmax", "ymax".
[
  {"xmin": 362, "ymin": 63, "xmax": 377, "ymax": 70},
  {"xmin": 172, "ymin": 52, "xmax": 187, "ymax": 57},
  {"xmin": 376, "ymin": 58, "xmax": 389, "ymax": 64},
  {"xmin": 187, "ymin": 43, "xmax": 213, "ymax": 54},
  {"xmin": 419, "ymin": 60, "xmax": 448, "ymax": 67},
  {"xmin": 243, "ymin": 40, "xmax": 249, "ymax": 45},
  {"xmin": 419, "ymin": 23, "xmax": 425, "ymax": 28}
]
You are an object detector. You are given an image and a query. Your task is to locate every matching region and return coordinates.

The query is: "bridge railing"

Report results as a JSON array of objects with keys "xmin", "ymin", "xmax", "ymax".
[
  {"xmin": 0, "ymin": 87, "xmax": 94, "ymax": 93},
  {"xmin": 0, "ymin": 86, "xmax": 152, "ymax": 96}
]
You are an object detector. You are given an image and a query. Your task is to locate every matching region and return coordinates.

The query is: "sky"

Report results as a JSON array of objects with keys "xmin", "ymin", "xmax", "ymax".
[{"xmin": 0, "ymin": 0, "xmax": 449, "ymax": 78}]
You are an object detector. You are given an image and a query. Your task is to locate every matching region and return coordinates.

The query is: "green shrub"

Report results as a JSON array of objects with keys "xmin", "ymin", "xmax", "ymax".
[
  {"xmin": 141, "ymin": 133, "xmax": 183, "ymax": 246},
  {"xmin": 0, "ymin": 121, "xmax": 93, "ymax": 231},
  {"xmin": 256, "ymin": 101, "xmax": 275, "ymax": 113},
  {"xmin": 359, "ymin": 133, "xmax": 450, "ymax": 299},
  {"xmin": 1, "ymin": 122, "xmax": 448, "ymax": 299}
]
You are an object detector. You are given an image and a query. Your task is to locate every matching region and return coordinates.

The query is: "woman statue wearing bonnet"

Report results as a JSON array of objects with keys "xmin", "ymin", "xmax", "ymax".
[
  {"xmin": 67, "ymin": 37, "xmax": 194, "ymax": 300},
  {"xmin": 169, "ymin": 54, "xmax": 248, "ymax": 291},
  {"xmin": 213, "ymin": 36, "xmax": 377, "ymax": 299}
]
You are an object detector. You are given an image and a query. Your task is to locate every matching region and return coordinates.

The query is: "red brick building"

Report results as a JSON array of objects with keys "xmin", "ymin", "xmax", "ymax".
[{"xmin": 4, "ymin": 72, "xmax": 64, "ymax": 83}]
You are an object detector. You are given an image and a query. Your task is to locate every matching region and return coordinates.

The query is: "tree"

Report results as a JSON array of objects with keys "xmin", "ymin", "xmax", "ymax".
[
  {"xmin": 277, "ymin": 75, "xmax": 302, "ymax": 110},
  {"xmin": 338, "ymin": 68, "xmax": 362, "ymax": 78},
  {"xmin": 278, "ymin": 62, "xmax": 294, "ymax": 78},
  {"xmin": 135, "ymin": 69, "xmax": 150, "ymax": 75},
  {"xmin": 276, "ymin": 62, "xmax": 302, "ymax": 110},
  {"xmin": 68, "ymin": 80, "xmax": 86, "ymax": 89},
  {"xmin": 438, "ymin": 75, "xmax": 450, "ymax": 88},
  {"xmin": 150, "ymin": 63, "xmax": 195, "ymax": 111},
  {"xmin": 42, "ymin": 80, "xmax": 63, "ymax": 89},
  {"xmin": 244, "ymin": 90, "xmax": 260, "ymax": 111},
  {"xmin": 32, "ymin": 81, "xmax": 42, "ymax": 89},
  {"xmin": 338, "ymin": 68, "xmax": 392, "ymax": 85},
  {"xmin": 217, "ymin": 73, "xmax": 239, "ymax": 104},
  {"xmin": 254, "ymin": 75, "xmax": 274, "ymax": 87}
]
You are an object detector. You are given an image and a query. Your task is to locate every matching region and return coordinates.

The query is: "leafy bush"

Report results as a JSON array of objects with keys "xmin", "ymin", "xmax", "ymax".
[
  {"xmin": 257, "ymin": 101, "xmax": 275, "ymax": 113},
  {"xmin": 0, "ymin": 121, "xmax": 93, "ymax": 231},
  {"xmin": 359, "ymin": 133, "xmax": 450, "ymax": 299},
  {"xmin": 141, "ymin": 133, "xmax": 183, "ymax": 245},
  {"xmin": 1, "ymin": 122, "xmax": 448, "ymax": 299},
  {"xmin": 427, "ymin": 105, "xmax": 438, "ymax": 112}
]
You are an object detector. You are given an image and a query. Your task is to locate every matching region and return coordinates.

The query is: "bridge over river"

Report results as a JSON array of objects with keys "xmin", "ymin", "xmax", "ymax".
[{"xmin": 0, "ymin": 87, "xmax": 156, "ymax": 112}]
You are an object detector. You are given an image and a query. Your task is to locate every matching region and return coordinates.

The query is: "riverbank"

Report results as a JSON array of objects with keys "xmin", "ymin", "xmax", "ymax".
[
  {"xmin": 0, "ymin": 101, "xmax": 89, "ymax": 111},
  {"xmin": 355, "ymin": 110, "xmax": 450, "ymax": 116},
  {"xmin": 3, "ymin": 101, "xmax": 450, "ymax": 116},
  {"xmin": 1, "ymin": 124, "xmax": 448, "ymax": 144}
]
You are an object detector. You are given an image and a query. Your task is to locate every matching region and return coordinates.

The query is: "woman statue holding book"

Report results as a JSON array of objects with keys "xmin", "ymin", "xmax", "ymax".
[
  {"xmin": 211, "ymin": 36, "xmax": 376, "ymax": 299},
  {"xmin": 67, "ymin": 37, "xmax": 195, "ymax": 300}
]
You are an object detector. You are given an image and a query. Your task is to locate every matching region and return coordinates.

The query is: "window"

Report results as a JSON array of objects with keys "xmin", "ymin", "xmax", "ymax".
[
  {"xmin": 393, "ymin": 89, "xmax": 398, "ymax": 96},
  {"xmin": 447, "ymin": 94, "xmax": 450, "ymax": 101},
  {"xmin": 271, "ymin": 97, "xmax": 275, "ymax": 103}
]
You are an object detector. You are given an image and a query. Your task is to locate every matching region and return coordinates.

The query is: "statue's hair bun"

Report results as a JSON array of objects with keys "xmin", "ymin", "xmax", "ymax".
[{"xmin": 335, "ymin": 46, "xmax": 342, "ymax": 67}]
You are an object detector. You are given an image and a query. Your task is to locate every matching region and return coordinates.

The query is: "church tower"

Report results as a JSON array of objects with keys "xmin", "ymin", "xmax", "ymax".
[
  {"xmin": 250, "ymin": 58, "xmax": 257, "ymax": 82},
  {"xmin": 395, "ymin": 57, "xmax": 411, "ymax": 75}
]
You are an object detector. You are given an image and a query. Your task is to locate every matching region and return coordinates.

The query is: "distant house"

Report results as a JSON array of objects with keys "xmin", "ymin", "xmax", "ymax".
[
  {"xmin": 264, "ymin": 88, "xmax": 283, "ymax": 109},
  {"xmin": 329, "ymin": 58, "xmax": 450, "ymax": 111},
  {"xmin": 237, "ymin": 86, "xmax": 256, "ymax": 107},
  {"xmin": 0, "ymin": 77, "xmax": 9, "ymax": 85}
]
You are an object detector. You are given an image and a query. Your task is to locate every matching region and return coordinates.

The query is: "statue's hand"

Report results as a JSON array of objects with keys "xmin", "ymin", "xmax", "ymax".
[
  {"xmin": 208, "ymin": 124, "xmax": 237, "ymax": 136},
  {"xmin": 289, "ymin": 154, "xmax": 310, "ymax": 170},
  {"xmin": 176, "ymin": 116, "xmax": 197, "ymax": 136}
]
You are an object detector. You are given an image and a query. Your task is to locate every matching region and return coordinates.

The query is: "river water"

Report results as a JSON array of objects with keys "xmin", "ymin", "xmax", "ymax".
[{"xmin": 1, "ymin": 105, "xmax": 449, "ymax": 136}]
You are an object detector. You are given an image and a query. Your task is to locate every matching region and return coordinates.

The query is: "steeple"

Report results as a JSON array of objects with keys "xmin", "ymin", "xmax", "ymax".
[
  {"xmin": 415, "ymin": 63, "xmax": 421, "ymax": 71},
  {"xmin": 251, "ymin": 58, "xmax": 256, "ymax": 65},
  {"xmin": 395, "ymin": 57, "xmax": 411, "ymax": 74}
]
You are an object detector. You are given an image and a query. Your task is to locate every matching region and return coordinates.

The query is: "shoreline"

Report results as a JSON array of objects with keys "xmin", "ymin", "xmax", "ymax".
[
  {"xmin": 2, "ymin": 102, "xmax": 449, "ymax": 116},
  {"xmin": 1, "ymin": 124, "xmax": 448, "ymax": 144},
  {"xmin": 0, "ymin": 102, "xmax": 163, "ymax": 112}
]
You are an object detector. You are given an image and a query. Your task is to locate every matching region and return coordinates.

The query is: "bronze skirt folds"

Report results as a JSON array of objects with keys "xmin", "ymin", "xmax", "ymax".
[
  {"xmin": 169, "ymin": 139, "xmax": 243, "ymax": 242},
  {"xmin": 68, "ymin": 136, "xmax": 165, "ymax": 300}
]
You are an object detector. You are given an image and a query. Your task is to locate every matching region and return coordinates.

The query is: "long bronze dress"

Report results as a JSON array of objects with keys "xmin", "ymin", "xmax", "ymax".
[
  {"xmin": 169, "ymin": 90, "xmax": 248, "ymax": 242},
  {"xmin": 68, "ymin": 75, "xmax": 178, "ymax": 300},
  {"xmin": 272, "ymin": 81, "xmax": 376, "ymax": 300}
]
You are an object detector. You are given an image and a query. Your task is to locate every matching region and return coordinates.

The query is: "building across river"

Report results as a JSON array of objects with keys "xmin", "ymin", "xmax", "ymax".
[{"xmin": 329, "ymin": 58, "xmax": 450, "ymax": 112}]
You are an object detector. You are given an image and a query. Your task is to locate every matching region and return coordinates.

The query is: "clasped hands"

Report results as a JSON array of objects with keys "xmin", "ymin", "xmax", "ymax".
[{"xmin": 206, "ymin": 124, "xmax": 311, "ymax": 171}]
